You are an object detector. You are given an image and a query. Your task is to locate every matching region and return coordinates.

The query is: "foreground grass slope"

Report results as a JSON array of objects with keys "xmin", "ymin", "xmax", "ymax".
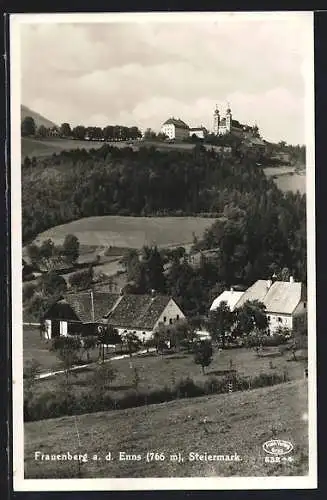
[{"xmin": 24, "ymin": 380, "xmax": 308, "ymax": 478}]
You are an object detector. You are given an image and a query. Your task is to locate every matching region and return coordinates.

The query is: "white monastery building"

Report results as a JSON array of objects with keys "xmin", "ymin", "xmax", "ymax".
[{"xmin": 161, "ymin": 103, "xmax": 260, "ymax": 140}]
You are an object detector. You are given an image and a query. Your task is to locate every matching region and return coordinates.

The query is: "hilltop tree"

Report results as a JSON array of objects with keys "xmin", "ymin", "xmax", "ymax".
[
  {"xmin": 60, "ymin": 123, "xmax": 72, "ymax": 137},
  {"xmin": 72, "ymin": 125, "xmax": 86, "ymax": 140},
  {"xmin": 37, "ymin": 125, "xmax": 48, "ymax": 138},
  {"xmin": 21, "ymin": 116, "xmax": 36, "ymax": 136}
]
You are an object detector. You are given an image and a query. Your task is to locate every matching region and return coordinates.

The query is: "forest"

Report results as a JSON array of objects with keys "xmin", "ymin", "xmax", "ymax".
[{"xmin": 22, "ymin": 143, "xmax": 306, "ymax": 298}]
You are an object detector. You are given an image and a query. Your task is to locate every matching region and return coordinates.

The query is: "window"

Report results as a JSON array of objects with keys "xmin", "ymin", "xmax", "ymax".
[
  {"xmin": 267, "ymin": 315, "xmax": 271, "ymax": 321},
  {"xmin": 278, "ymin": 317, "xmax": 282, "ymax": 323},
  {"xmin": 163, "ymin": 316, "xmax": 167, "ymax": 322},
  {"xmin": 304, "ymin": 302, "xmax": 307, "ymax": 309},
  {"xmin": 176, "ymin": 314, "xmax": 179, "ymax": 320},
  {"xmin": 169, "ymin": 318, "xmax": 173, "ymax": 325}
]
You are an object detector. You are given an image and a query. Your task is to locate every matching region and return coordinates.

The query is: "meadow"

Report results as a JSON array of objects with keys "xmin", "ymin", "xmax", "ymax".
[
  {"xmin": 24, "ymin": 326, "xmax": 307, "ymax": 399},
  {"xmin": 24, "ymin": 379, "xmax": 308, "ymax": 478},
  {"xmin": 32, "ymin": 215, "xmax": 216, "ymax": 249}
]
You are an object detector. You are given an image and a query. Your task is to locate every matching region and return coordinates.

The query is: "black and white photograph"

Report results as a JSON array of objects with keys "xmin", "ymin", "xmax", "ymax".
[{"xmin": 10, "ymin": 11, "xmax": 316, "ymax": 490}]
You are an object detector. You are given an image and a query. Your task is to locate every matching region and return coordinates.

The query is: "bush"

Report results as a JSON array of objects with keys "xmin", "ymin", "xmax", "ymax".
[
  {"xmin": 25, "ymin": 371, "xmax": 290, "ymax": 422},
  {"xmin": 244, "ymin": 333, "xmax": 289, "ymax": 348}
]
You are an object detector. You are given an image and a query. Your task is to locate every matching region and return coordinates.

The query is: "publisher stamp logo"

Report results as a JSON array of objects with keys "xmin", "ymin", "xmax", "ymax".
[{"xmin": 263, "ymin": 440, "xmax": 293, "ymax": 456}]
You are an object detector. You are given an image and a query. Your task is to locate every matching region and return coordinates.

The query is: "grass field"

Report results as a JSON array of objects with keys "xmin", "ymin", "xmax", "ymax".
[
  {"xmin": 22, "ymin": 137, "xmax": 106, "ymax": 158},
  {"xmin": 24, "ymin": 379, "xmax": 308, "ymax": 478},
  {"xmin": 25, "ymin": 325, "xmax": 307, "ymax": 397},
  {"xmin": 33, "ymin": 215, "xmax": 216, "ymax": 249}
]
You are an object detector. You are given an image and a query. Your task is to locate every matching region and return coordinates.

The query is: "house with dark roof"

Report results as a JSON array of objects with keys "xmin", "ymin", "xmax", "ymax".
[
  {"xmin": 42, "ymin": 291, "xmax": 186, "ymax": 341},
  {"xmin": 161, "ymin": 117, "xmax": 190, "ymax": 141},
  {"xmin": 105, "ymin": 293, "xmax": 185, "ymax": 341},
  {"xmin": 211, "ymin": 277, "xmax": 306, "ymax": 334},
  {"xmin": 42, "ymin": 291, "xmax": 120, "ymax": 339}
]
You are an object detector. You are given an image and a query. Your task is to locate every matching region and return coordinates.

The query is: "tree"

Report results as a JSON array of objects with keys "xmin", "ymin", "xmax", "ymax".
[
  {"xmin": 60, "ymin": 123, "xmax": 72, "ymax": 137},
  {"xmin": 141, "ymin": 245, "xmax": 166, "ymax": 293},
  {"xmin": 51, "ymin": 336, "xmax": 82, "ymax": 385},
  {"xmin": 40, "ymin": 271, "xmax": 67, "ymax": 297},
  {"xmin": 90, "ymin": 362, "xmax": 117, "ymax": 398},
  {"xmin": 26, "ymin": 243, "xmax": 40, "ymax": 267},
  {"xmin": 69, "ymin": 267, "xmax": 93, "ymax": 291},
  {"xmin": 97, "ymin": 324, "xmax": 121, "ymax": 361},
  {"xmin": 234, "ymin": 300, "xmax": 268, "ymax": 337},
  {"xmin": 21, "ymin": 116, "xmax": 36, "ymax": 136},
  {"xmin": 194, "ymin": 340, "xmax": 213, "ymax": 374},
  {"xmin": 208, "ymin": 301, "xmax": 234, "ymax": 348},
  {"xmin": 72, "ymin": 125, "xmax": 86, "ymax": 140},
  {"xmin": 23, "ymin": 359, "xmax": 42, "ymax": 400},
  {"xmin": 82, "ymin": 336, "xmax": 97, "ymax": 362},
  {"xmin": 62, "ymin": 234, "xmax": 80, "ymax": 265},
  {"xmin": 37, "ymin": 125, "xmax": 48, "ymax": 138},
  {"xmin": 124, "ymin": 332, "xmax": 142, "ymax": 357}
]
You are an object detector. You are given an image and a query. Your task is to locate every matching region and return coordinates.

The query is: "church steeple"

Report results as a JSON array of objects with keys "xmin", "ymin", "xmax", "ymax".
[
  {"xmin": 225, "ymin": 102, "xmax": 232, "ymax": 132},
  {"xmin": 213, "ymin": 104, "xmax": 220, "ymax": 135}
]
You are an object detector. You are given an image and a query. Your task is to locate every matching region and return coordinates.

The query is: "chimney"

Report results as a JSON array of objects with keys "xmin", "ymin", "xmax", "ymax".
[
  {"xmin": 289, "ymin": 276, "xmax": 294, "ymax": 283},
  {"xmin": 151, "ymin": 289, "xmax": 156, "ymax": 298},
  {"xmin": 230, "ymin": 287, "xmax": 234, "ymax": 293},
  {"xmin": 90, "ymin": 290, "xmax": 95, "ymax": 322}
]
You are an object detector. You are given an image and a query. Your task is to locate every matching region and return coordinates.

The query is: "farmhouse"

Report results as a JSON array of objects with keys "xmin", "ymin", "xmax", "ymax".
[
  {"xmin": 42, "ymin": 291, "xmax": 120, "ymax": 339},
  {"xmin": 211, "ymin": 277, "xmax": 306, "ymax": 334},
  {"xmin": 105, "ymin": 293, "xmax": 185, "ymax": 341},
  {"xmin": 42, "ymin": 290, "xmax": 185, "ymax": 341}
]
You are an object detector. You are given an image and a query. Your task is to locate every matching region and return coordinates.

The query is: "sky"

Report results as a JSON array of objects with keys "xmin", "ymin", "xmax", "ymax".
[{"xmin": 19, "ymin": 13, "xmax": 313, "ymax": 145}]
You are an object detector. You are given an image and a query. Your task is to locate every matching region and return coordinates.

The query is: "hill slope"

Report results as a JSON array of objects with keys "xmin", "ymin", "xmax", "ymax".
[
  {"xmin": 21, "ymin": 105, "xmax": 57, "ymax": 129},
  {"xmin": 24, "ymin": 380, "xmax": 308, "ymax": 478}
]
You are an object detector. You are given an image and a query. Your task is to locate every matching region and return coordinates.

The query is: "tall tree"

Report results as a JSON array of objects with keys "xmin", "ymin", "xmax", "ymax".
[
  {"xmin": 21, "ymin": 116, "xmax": 36, "ymax": 136},
  {"xmin": 194, "ymin": 340, "xmax": 213, "ymax": 374},
  {"xmin": 62, "ymin": 234, "xmax": 80, "ymax": 265},
  {"xmin": 208, "ymin": 301, "xmax": 234, "ymax": 348},
  {"xmin": 60, "ymin": 123, "xmax": 72, "ymax": 137},
  {"xmin": 234, "ymin": 300, "xmax": 268, "ymax": 337}
]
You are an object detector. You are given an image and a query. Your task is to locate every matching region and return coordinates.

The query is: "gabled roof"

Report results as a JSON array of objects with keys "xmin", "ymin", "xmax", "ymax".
[
  {"xmin": 210, "ymin": 290, "xmax": 245, "ymax": 312},
  {"xmin": 235, "ymin": 280, "xmax": 304, "ymax": 315},
  {"xmin": 162, "ymin": 118, "xmax": 189, "ymax": 129},
  {"xmin": 65, "ymin": 291, "xmax": 120, "ymax": 323},
  {"xmin": 106, "ymin": 294, "xmax": 172, "ymax": 330}
]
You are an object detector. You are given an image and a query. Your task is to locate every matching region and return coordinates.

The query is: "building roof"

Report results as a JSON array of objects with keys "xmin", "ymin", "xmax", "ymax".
[
  {"xmin": 106, "ymin": 294, "xmax": 172, "ymax": 330},
  {"xmin": 162, "ymin": 118, "xmax": 189, "ymax": 129},
  {"xmin": 235, "ymin": 280, "xmax": 304, "ymax": 315},
  {"xmin": 65, "ymin": 291, "xmax": 120, "ymax": 323},
  {"xmin": 189, "ymin": 126, "xmax": 206, "ymax": 132},
  {"xmin": 210, "ymin": 290, "xmax": 245, "ymax": 312}
]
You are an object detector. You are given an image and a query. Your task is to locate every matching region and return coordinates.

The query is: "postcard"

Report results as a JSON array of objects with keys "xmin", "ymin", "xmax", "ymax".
[{"xmin": 10, "ymin": 11, "xmax": 316, "ymax": 490}]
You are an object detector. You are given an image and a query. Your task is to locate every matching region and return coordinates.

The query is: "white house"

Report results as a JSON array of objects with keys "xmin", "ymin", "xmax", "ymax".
[
  {"xmin": 161, "ymin": 118, "xmax": 190, "ymax": 140},
  {"xmin": 210, "ymin": 288, "xmax": 245, "ymax": 312},
  {"xmin": 231, "ymin": 277, "xmax": 307, "ymax": 334}
]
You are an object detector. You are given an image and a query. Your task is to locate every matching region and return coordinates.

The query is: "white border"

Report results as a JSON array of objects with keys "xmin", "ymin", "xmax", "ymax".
[{"xmin": 11, "ymin": 11, "xmax": 317, "ymax": 491}]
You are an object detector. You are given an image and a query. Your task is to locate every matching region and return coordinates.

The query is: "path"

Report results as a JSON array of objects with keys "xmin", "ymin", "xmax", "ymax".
[{"xmin": 37, "ymin": 348, "xmax": 157, "ymax": 380}]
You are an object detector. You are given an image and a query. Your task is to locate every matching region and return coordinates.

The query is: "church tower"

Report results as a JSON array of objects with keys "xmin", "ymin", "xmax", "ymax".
[
  {"xmin": 225, "ymin": 103, "xmax": 232, "ymax": 133},
  {"xmin": 213, "ymin": 105, "xmax": 220, "ymax": 135}
]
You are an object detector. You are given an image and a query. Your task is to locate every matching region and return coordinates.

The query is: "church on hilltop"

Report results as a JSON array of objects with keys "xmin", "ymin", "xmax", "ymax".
[
  {"xmin": 160, "ymin": 103, "xmax": 260, "ymax": 141},
  {"xmin": 213, "ymin": 104, "xmax": 259, "ymax": 138}
]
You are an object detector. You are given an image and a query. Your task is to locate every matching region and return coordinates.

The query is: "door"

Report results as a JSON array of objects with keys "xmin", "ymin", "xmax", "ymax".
[
  {"xmin": 60, "ymin": 321, "xmax": 68, "ymax": 337},
  {"xmin": 44, "ymin": 319, "xmax": 52, "ymax": 340}
]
